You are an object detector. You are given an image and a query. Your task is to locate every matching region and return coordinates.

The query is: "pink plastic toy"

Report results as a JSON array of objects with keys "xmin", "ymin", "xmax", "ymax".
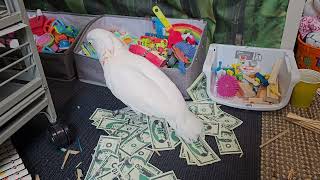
[
  {"xmin": 216, "ymin": 75, "xmax": 239, "ymax": 98},
  {"xmin": 167, "ymin": 29, "xmax": 183, "ymax": 48}
]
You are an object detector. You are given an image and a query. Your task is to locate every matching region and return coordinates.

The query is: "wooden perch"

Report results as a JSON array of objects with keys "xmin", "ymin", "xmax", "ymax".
[
  {"xmin": 286, "ymin": 113, "xmax": 320, "ymax": 134},
  {"xmin": 260, "ymin": 129, "xmax": 289, "ymax": 148}
]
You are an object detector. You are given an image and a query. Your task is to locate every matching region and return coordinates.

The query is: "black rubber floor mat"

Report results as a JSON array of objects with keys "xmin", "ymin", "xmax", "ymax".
[{"xmin": 12, "ymin": 79, "xmax": 261, "ymax": 180}]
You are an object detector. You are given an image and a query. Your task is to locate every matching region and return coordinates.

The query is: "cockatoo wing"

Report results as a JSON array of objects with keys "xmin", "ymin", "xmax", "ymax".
[{"xmin": 103, "ymin": 51, "xmax": 186, "ymax": 119}]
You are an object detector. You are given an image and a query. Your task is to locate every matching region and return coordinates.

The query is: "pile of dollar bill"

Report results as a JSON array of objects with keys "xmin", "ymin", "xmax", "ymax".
[{"xmin": 85, "ymin": 73, "xmax": 243, "ymax": 180}]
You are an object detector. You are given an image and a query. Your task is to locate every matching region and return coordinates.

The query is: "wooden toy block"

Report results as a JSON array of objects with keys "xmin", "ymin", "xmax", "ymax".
[
  {"xmin": 243, "ymin": 74, "xmax": 260, "ymax": 86},
  {"xmin": 248, "ymin": 98, "xmax": 271, "ymax": 104},
  {"xmin": 257, "ymin": 87, "xmax": 267, "ymax": 98},
  {"xmin": 268, "ymin": 59, "xmax": 283, "ymax": 85},
  {"xmin": 265, "ymin": 81, "xmax": 280, "ymax": 104},
  {"xmin": 238, "ymin": 82, "xmax": 256, "ymax": 98}
]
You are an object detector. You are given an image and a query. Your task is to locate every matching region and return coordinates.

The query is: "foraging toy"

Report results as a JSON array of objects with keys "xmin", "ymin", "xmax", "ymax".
[
  {"xmin": 145, "ymin": 32, "xmax": 167, "ymax": 39},
  {"xmin": 243, "ymin": 74, "xmax": 260, "ymax": 86},
  {"xmin": 171, "ymin": 23, "xmax": 203, "ymax": 42},
  {"xmin": 178, "ymin": 61, "xmax": 186, "ymax": 74},
  {"xmin": 58, "ymin": 40, "xmax": 71, "ymax": 50},
  {"xmin": 64, "ymin": 25, "xmax": 79, "ymax": 38},
  {"xmin": 152, "ymin": 5, "xmax": 183, "ymax": 48},
  {"xmin": 167, "ymin": 56, "xmax": 178, "ymax": 67},
  {"xmin": 81, "ymin": 42, "xmax": 98, "ymax": 59},
  {"xmin": 152, "ymin": 6, "xmax": 172, "ymax": 30},
  {"xmin": 167, "ymin": 29, "xmax": 183, "ymax": 48},
  {"xmin": 152, "ymin": 17, "xmax": 166, "ymax": 37},
  {"xmin": 54, "ymin": 34, "xmax": 67, "ymax": 44},
  {"xmin": 51, "ymin": 43, "xmax": 59, "ymax": 52},
  {"xmin": 213, "ymin": 61, "xmax": 223, "ymax": 74},
  {"xmin": 182, "ymin": 33, "xmax": 197, "ymax": 45},
  {"xmin": 174, "ymin": 42, "xmax": 196, "ymax": 59},
  {"xmin": 36, "ymin": 33, "xmax": 54, "ymax": 47},
  {"xmin": 129, "ymin": 44, "xmax": 166, "ymax": 67},
  {"xmin": 255, "ymin": 72, "xmax": 269, "ymax": 87},
  {"xmin": 29, "ymin": 15, "xmax": 47, "ymax": 36},
  {"xmin": 172, "ymin": 45, "xmax": 190, "ymax": 64},
  {"xmin": 216, "ymin": 75, "xmax": 239, "ymax": 97},
  {"xmin": 238, "ymin": 82, "xmax": 256, "ymax": 98},
  {"xmin": 42, "ymin": 46, "xmax": 55, "ymax": 53}
]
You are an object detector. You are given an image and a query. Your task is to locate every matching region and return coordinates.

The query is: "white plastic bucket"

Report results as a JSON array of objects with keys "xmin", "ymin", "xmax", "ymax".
[{"xmin": 203, "ymin": 44, "xmax": 300, "ymax": 111}]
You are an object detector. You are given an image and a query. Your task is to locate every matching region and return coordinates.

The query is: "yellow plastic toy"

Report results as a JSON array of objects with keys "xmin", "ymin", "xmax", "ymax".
[
  {"xmin": 152, "ymin": 6, "xmax": 172, "ymax": 31},
  {"xmin": 226, "ymin": 69, "xmax": 234, "ymax": 76}
]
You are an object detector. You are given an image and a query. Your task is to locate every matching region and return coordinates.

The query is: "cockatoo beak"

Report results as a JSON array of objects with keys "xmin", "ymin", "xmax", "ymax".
[{"xmin": 86, "ymin": 28, "xmax": 127, "ymax": 65}]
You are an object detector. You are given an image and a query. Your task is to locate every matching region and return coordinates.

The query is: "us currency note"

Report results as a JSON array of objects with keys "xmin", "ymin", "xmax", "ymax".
[
  {"xmin": 92, "ymin": 154, "xmax": 119, "ymax": 178},
  {"xmin": 148, "ymin": 117, "xmax": 174, "ymax": 151},
  {"xmin": 119, "ymin": 148, "xmax": 154, "ymax": 175},
  {"xmin": 180, "ymin": 137, "xmax": 221, "ymax": 166},
  {"xmin": 120, "ymin": 127, "xmax": 151, "ymax": 156},
  {"xmin": 150, "ymin": 171, "xmax": 178, "ymax": 180},
  {"xmin": 186, "ymin": 73, "xmax": 211, "ymax": 101},
  {"xmin": 89, "ymin": 108, "xmax": 113, "ymax": 121},
  {"xmin": 187, "ymin": 102, "xmax": 215, "ymax": 115},
  {"xmin": 127, "ymin": 163, "xmax": 162, "ymax": 179},
  {"xmin": 97, "ymin": 118, "xmax": 126, "ymax": 133},
  {"xmin": 215, "ymin": 128, "xmax": 243, "ymax": 155},
  {"xmin": 179, "ymin": 145, "xmax": 186, "ymax": 159},
  {"xmin": 215, "ymin": 113, "xmax": 243, "ymax": 130},
  {"xmin": 169, "ymin": 128, "xmax": 181, "ymax": 148},
  {"xmin": 128, "ymin": 114, "xmax": 148, "ymax": 127},
  {"xmin": 185, "ymin": 149, "xmax": 197, "ymax": 165},
  {"xmin": 85, "ymin": 136, "xmax": 121, "ymax": 180},
  {"xmin": 111, "ymin": 124, "xmax": 140, "ymax": 142},
  {"xmin": 202, "ymin": 121, "xmax": 220, "ymax": 137},
  {"xmin": 96, "ymin": 167, "xmax": 125, "ymax": 180}
]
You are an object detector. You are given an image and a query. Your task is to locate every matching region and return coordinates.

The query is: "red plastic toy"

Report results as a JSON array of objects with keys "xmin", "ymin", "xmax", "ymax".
[
  {"xmin": 167, "ymin": 28, "xmax": 183, "ymax": 48},
  {"xmin": 129, "ymin": 44, "xmax": 166, "ymax": 67},
  {"xmin": 29, "ymin": 15, "xmax": 47, "ymax": 36}
]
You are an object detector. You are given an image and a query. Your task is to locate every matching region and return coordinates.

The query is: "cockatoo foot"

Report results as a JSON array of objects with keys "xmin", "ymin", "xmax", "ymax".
[{"xmin": 174, "ymin": 110, "xmax": 203, "ymax": 143}]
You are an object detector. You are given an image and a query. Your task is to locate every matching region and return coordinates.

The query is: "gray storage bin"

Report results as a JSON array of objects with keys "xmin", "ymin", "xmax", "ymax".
[
  {"xmin": 27, "ymin": 11, "xmax": 98, "ymax": 81},
  {"xmin": 74, "ymin": 15, "xmax": 207, "ymax": 98}
]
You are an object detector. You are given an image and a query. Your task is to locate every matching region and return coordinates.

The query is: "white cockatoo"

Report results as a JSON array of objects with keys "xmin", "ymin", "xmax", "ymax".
[{"xmin": 86, "ymin": 28, "xmax": 203, "ymax": 142}]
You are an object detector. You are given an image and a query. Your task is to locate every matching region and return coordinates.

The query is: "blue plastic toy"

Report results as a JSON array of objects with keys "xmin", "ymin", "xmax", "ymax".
[
  {"xmin": 174, "ymin": 42, "xmax": 196, "ymax": 60},
  {"xmin": 255, "ymin": 72, "xmax": 269, "ymax": 87},
  {"xmin": 152, "ymin": 17, "xmax": 166, "ymax": 37},
  {"xmin": 212, "ymin": 61, "xmax": 223, "ymax": 74},
  {"xmin": 58, "ymin": 40, "xmax": 71, "ymax": 50},
  {"xmin": 64, "ymin": 25, "xmax": 79, "ymax": 38},
  {"xmin": 145, "ymin": 32, "xmax": 167, "ymax": 39},
  {"xmin": 178, "ymin": 61, "xmax": 186, "ymax": 74},
  {"xmin": 42, "ymin": 46, "xmax": 55, "ymax": 53},
  {"xmin": 81, "ymin": 42, "xmax": 98, "ymax": 59}
]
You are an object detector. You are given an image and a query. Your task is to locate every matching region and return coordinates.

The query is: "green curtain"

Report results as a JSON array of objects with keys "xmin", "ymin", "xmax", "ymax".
[{"xmin": 24, "ymin": 0, "xmax": 288, "ymax": 48}]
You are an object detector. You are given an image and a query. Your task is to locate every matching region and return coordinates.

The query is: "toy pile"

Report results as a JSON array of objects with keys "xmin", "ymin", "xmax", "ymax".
[
  {"xmin": 213, "ymin": 57, "xmax": 282, "ymax": 105},
  {"xmin": 29, "ymin": 10, "xmax": 79, "ymax": 53},
  {"xmin": 80, "ymin": 6, "xmax": 202, "ymax": 73}
]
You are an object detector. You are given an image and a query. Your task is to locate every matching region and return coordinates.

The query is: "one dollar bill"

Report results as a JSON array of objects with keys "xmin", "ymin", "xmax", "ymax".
[
  {"xmin": 148, "ymin": 117, "xmax": 174, "ymax": 151},
  {"xmin": 180, "ymin": 137, "xmax": 221, "ymax": 166}
]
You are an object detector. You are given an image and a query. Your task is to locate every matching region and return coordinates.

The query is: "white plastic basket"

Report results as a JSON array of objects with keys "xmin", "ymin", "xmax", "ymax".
[{"xmin": 203, "ymin": 44, "xmax": 300, "ymax": 111}]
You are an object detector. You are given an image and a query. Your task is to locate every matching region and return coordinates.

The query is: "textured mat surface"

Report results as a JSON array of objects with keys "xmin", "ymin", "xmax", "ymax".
[
  {"xmin": 12, "ymin": 79, "xmax": 261, "ymax": 180},
  {"xmin": 261, "ymin": 96, "xmax": 320, "ymax": 179}
]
